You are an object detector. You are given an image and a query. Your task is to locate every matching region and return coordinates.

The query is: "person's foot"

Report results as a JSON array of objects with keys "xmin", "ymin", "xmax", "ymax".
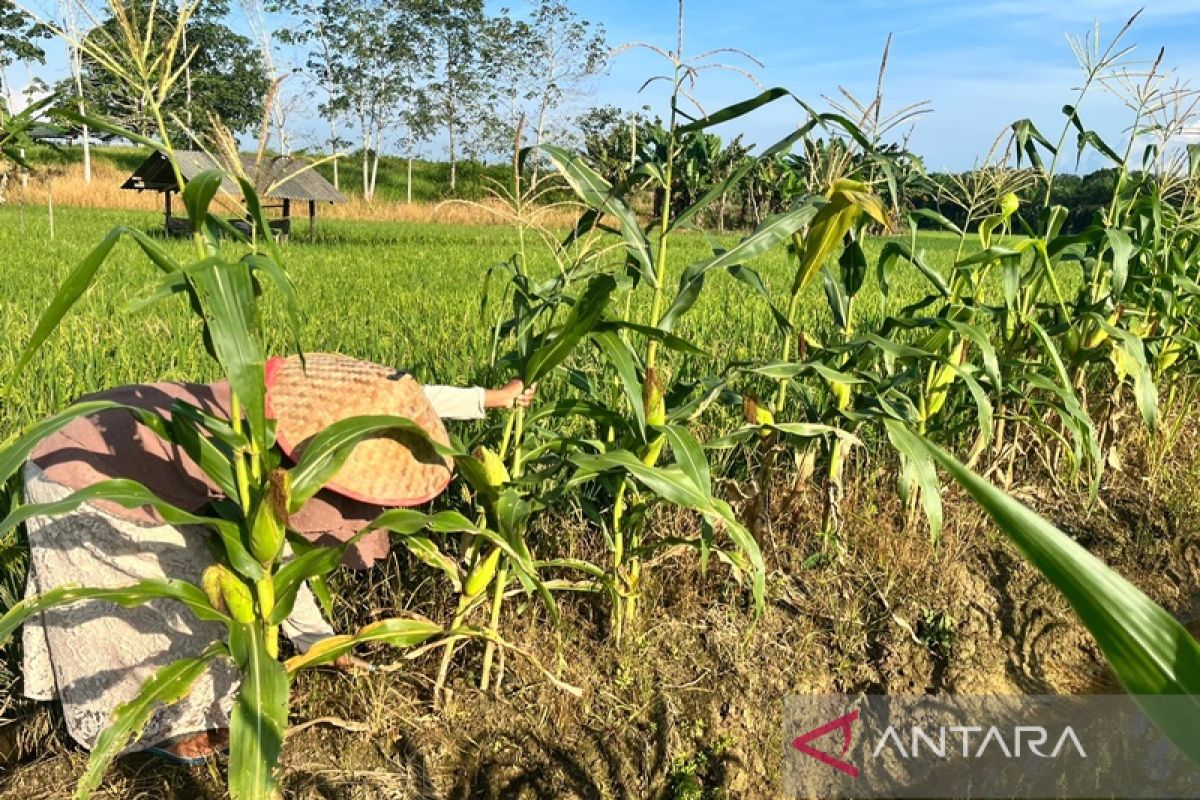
[{"xmin": 162, "ymin": 728, "xmax": 229, "ymax": 760}]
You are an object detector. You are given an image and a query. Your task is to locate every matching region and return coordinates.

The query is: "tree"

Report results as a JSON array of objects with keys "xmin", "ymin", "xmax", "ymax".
[
  {"xmin": 63, "ymin": 0, "xmax": 270, "ymax": 139},
  {"xmin": 477, "ymin": 10, "xmax": 534, "ymax": 160},
  {"xmin": 522, "ymin": 0, "xmax": 605, "ymax": 172},
  {"xmin": 273, "ymin": 0, "xmax": 427, "ymax": 201},
  {"xmin": 0, "ymin": 0, "xmax": 50, "ymax": 107},
  {"xmin": 269, "ymin": 0, "xmax": 347, "ymax": 189},
  {"xmin": 420, "ymin": 0, "xmax": 487, "ymax": 194},
  {"xmin": 480, "ymin": 1, "xmax": 605, "ymax": 172}
]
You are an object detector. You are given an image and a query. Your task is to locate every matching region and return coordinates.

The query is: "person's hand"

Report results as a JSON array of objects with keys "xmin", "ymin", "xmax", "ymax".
[{"xmin": 486, "ymin": 379, "xmax": 537, "ymax": 410}]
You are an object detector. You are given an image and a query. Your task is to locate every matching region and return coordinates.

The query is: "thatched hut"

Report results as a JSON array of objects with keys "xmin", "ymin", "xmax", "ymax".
[{"xmin": 122, "ymin": 150, "xmax": 345, "ymax": 240}]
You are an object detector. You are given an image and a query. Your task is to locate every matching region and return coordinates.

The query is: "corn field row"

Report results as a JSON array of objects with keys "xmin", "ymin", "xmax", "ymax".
[{"xmin": 1, "ymin": 4, "xmax": 1200, "ymax": 797}]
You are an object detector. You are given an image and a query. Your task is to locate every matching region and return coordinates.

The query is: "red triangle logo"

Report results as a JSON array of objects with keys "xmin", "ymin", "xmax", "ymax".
[{"xmin": 791, "ymin": 708, "xmax": 860, "ymax": 778}]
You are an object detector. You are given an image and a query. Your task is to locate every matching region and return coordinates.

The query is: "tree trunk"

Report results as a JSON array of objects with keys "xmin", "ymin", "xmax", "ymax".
[
  {"xmin": 370, "ymin": 148, "xmax": 380, "ymax": 199},
  {"xmin": 448, "ymin": 119, "xmax": 457, "ymax": 195},
  {"xmin": 407, "ymin": 155, "xmax": 413, "ymax": 205},
  {"xmin": 71, "ymin": 44, "xmax": 91, "ymax": 184},
  {"xmin": 330, "ymin": 118, "xmax": 340, "ymax": 191},
  {"xmin": 362, "ymin": 147, "xmax": 371, "ymax": 201},
  {"xmin": 446, "ymin": 36, "xmax": 457, "ymax": 195}
]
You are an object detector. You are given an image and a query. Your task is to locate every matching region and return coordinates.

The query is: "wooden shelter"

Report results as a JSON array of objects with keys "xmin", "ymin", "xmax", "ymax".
[{"xmin": 121, "ymin": 150, "xmax": 346, "ymax": 241}]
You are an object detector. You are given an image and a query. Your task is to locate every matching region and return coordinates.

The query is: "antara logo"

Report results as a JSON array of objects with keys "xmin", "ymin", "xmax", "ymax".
[
  {"xmin": 790, "ymin": 707, "xmax": 1088, "ymax": 778},
  {"xmin": 791, "ymin": 709, "xmax": 861, "ymax": 778}
]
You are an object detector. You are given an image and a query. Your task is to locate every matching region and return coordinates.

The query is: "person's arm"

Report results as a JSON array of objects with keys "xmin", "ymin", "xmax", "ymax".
[{"xmin": 423, "ymin": 380, "xmax": 537, "ymax": 420}]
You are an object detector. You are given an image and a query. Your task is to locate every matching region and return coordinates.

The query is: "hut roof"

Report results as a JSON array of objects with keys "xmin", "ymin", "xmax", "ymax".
[{"xmin": 121, "ymin": 149, "xmax": 346, "ymax": 203}]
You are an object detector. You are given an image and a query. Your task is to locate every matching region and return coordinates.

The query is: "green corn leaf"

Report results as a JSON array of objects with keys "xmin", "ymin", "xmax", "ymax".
[
  {"xmin": 181, "ymin": 170, "xmax": 226, "ymax": 234},
  {"xmin": 883, "ymin": 420, "xmax": 943, "ymax": 542},
  {"xmin": 591, "ymin": 330, "xmax": 646, "ymax": 435},
  {"xmin": 792, "ymin": 190, "xmax": 867, "ymax": 297},
  {"xmin": 525, "ymin": 274, "xmax": 617, "ymax": 382},
  {"xmin": 399, "ymin": 535, "xmax": 463, "ymax": 594},
  {"xmin": 287, "ymin": 415, "xmax": 457, "ymax": 513},
  {"xmin": 656, "ymin": 424, "xmax": 711, "ymax": 497},
  {"xmin": 0, "ymin": 478, "xmax": 262, "ymax": 580},
  {"xmin": 878, "ymin": 240, "xmax": 951, "ymax": 297},
  {"xmin": 1105, "ymin": 228, "xmax": 1134, "ymax": 298},
  {"xmin": 909, "ymin": 208, "xmax": 963, "ymax": 236},
  {"xmin": 244, "ymin": 253, "xmax": 305, "ymax": 358},
  {"xmin": 593, "ymin": 320, "xmax": 707, "ymax": 356},
  {"xmin": 956, "ymin": 246, "xmax": 1022, "ymax": 269},
  {"xmin": 75, "ymin": 642, "xmax": 227, "ymax": 800},
  {"xmin": 822, "ymin": 265, "xmax": 850, "ymax": 332},
  {"xmin": 186, "ymin": 259, "xmax": 269, "ymax": 456},
  {"xmin": 926, "ymin": 442, "xmax": 1200, "ymax": 763},
  {"xmin": 669, "ymin": 115, "xmax": 821, "ymax": 233},
  {"xmin": 542, "ymin": 145, "xmax": 654, "ymax": 285},
  {"xmin": 0, "ymin": 402, "xmax": 161, "ymax": 484},
  {"xmin": 168, "ymin": 413, "xmax": 237, "ymax": 500},
  {"xmin": 1, "ymin": 580, "xmax": 229, "ymax": 646},
  {"xmin": 5, "ymin": 227, "xmax": 123, "ymax": 386},
  {"xmin": 1012, "ymin": 118, "xmax": 1057, "ymax": 170},
  {"xmin": 284, "ymin": 616, "xmax": 444, "ymax": 672},
  {"xmin": 662, "ymin": 204, "xmax": 820, "ymax": 332},
  {"xmin": 839, "ymin": 239, "xmax": 868, "ymax": 298},
  {"xmin": 706, "ymin": 497, "xmax": 765, "ymax": 617},
  {"xmin": 52, "ymin": 107, "xmax": 164, "ymax": 153},
  {"xmin": 1091, "ymin": 315, "xmax": 1159, "ymax": 433},
  {"xmin": 726, "ymin": 265, "xmax": 791, "ymax": 335},
  {"xmin": 266, "ymin": 530, "xmax": 370, "ymax": 625},
  {"xmin": 676, "ymin": 87, "xmax": 790, "ymax": 134},
  {"xmin": 237, "ymin": 176, "xmax": 285, "ymax": 264},
  {"xmin": 573, "ymin": 449, "xmax": 710, "ymax": 509},
  {"xmin": 228, "ymin": 624, "xmax": 289, "ymax": 800}
]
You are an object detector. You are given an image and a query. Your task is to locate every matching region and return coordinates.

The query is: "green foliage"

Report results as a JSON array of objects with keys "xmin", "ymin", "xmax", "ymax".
[
  {"xmin": 5, "ymin": 5, "xmax": 1200, "ymax": 793},
  {"xmin": 57, "ymin": 0, "xmax": 270, "ymax": 139}
]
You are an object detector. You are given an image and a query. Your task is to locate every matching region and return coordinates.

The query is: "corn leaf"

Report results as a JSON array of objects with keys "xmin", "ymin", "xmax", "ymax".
[
  {"xmin": 287, "ymin": 415, "xmax": 458, "ymax": 513},
  {"xmin": 525, "ymin": 274, "xmax": 617, "ymax": 382},
  {"xmin": 186, "ymin": 259, "xmax": 269, "ymax": 455},
  {"xmin": 542, "ymin": 145, "xmax": 654, "ymax": 285},
  {"xmin": 676, "ymin": 87, "xmax": 790, "ymax": 134},
  {"xmin": 1, "ymin": 580, "xmax": 229, "ymax": 645},
  {"xmin": 883, "ymin": 420, "xmax": 943, "ymax": 542},
  {"xmin": 75, "ymin": 643, "xmax": 227, "ymax": 800},
  {"xmin": 228, "ymin": 624, "xmax": 289, "ymax": 800},
  {"xmin": 284, "ymin": 617, "xmax": 443, "ymax": 672},
  {"xmin": 662, "ymin": 205, "xmax": 820, "ymax": 332},
  {"xmin": 0, "ymin": 478, "xmax": 262, "ymax": 580},
  {"xmin": 927, "ymin": 442, "xmax": 1200, "ymax": 764}
]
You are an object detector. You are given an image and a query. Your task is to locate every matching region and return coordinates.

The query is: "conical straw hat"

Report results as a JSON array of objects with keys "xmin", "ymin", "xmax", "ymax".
[{"xmin": 265, "ymin": 354, "xmax": 453, "ymax": 506}]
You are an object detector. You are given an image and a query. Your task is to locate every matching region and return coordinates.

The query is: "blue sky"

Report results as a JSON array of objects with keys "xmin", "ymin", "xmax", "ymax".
[
  {"xmin": 8, "ymin": 0, "xmax": 1200, "ymax": 171},
  {"xmin": 584, "ymin": 0, "xmax": 1200, "ymax": 171}
]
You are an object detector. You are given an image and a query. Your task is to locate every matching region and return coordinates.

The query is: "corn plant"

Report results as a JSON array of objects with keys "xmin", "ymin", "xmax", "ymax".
[{"xmin": 0, "ymin": 3, "xmax": 547, "ymax": 796}]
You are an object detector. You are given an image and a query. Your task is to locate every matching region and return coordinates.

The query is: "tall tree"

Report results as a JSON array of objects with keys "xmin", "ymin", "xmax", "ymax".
[
  {"xmin": 63, "ymin": 0, "xmax": 270, "ymax": 139},
  {"xmin": 523, "ymin": 0, "xmax": 605, "ymax": 170},
  {"xmin": 269, "ymin": 0, "xmax": 347, "ymax": 188},
  {"xmin": 0, "ymin": 0, "xmax": 50, "ymax": 108},
  {"xmin": 274, "ymin": 0, "xmax": 425, "ymax": 201},
  {"xmin": 420, "ymin": 0, "xmax": 486, "ymax": 194},
  {"xmin": 57, "ymin": 0, "xmax": 95, "ymax": 182}
]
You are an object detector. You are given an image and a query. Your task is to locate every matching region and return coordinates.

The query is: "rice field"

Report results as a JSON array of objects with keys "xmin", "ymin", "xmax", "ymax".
[{"xmin": 0, "ymin": 203, "xmax": 959, "ymax": 438}]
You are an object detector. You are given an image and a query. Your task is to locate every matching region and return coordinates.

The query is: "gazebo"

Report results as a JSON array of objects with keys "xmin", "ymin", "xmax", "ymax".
[{"xmin": 121, "ymin": 150, "xmax": 346, "ymax": 241}]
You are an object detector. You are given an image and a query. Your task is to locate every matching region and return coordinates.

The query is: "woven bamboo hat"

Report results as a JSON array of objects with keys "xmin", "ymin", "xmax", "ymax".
[{"xmin": 265, "ymin": 353, "xmax": 454, "ymax": 506}]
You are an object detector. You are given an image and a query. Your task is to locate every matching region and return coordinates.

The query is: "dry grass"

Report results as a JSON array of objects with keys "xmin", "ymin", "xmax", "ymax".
[
  {"xmin": 4, "ymin": 421, "xmax": 1200, "ymax": 798},
  {"xmin": 2, "ymin": 162, "xmax": 582, "ymax": 228}
]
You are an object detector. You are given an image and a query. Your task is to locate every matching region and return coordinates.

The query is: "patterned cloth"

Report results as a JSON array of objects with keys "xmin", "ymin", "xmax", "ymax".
[
  {"xmin": 20, "ymin": 377, "xmax": 486, "ymax": 751},
  {"xmin": 20, "ymin": 462, "xmax": 330, "ymax": 751}
]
